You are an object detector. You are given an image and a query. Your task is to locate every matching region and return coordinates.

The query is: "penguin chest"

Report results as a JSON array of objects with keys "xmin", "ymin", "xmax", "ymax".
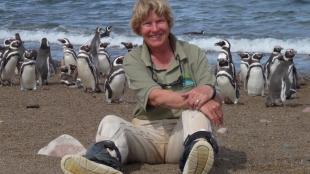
[
  {"xmin": 77, "ymin": 59, "xmax": 96, "ymax": 89},
  {"xmin": 98, "ymin": 54, "xmax": 111, "ymax": 75},
  {"xmin": 21, "ymin": 65, "xmax": 37, "ymax": 89},
  {"xmin": 216, "ymin": 74, "xmax": 237, "ymax": 102},
  {"xmin": 239, "ymin": 64, "xmax": 248, "ymax": 81},
  {"xmin": 1, "ymin": 56, "xmax": 18, "ymax": 80},
  {"xmin": 269, "ymin": 60, "xmax": 280, "ymax": 77},
  {"xmin": 63, "ymin": 52, "xmax": 77, "ymax": 66},
  {"xmin": 247, "ymin": 67, "xmax": 265, "ymax": 95},
  {"xmin": 106, "ymin": 72, "xmax": 126, "ymax": 99}
]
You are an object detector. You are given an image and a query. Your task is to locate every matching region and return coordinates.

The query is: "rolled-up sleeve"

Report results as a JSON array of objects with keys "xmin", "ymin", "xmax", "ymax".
[{"xmin": 123, "ymin": 52, "xmax": 161, "ymax": 112}]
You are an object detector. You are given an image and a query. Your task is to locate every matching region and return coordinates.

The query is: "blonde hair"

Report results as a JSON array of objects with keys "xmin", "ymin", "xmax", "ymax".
[{"xmin": 130, "ymin": 0, "xmax": 174, "ymax": 35}]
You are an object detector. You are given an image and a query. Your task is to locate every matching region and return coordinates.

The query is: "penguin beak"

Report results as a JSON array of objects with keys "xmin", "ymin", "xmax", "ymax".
[{"xmin": 58, "ymin": 39, "xmax": 65, "ymax": 44}]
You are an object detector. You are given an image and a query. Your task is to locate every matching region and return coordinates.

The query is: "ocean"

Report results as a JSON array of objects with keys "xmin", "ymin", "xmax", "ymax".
[{"xmin": 0, "ymin": 0, "xmax": 309, "ymax": 73}]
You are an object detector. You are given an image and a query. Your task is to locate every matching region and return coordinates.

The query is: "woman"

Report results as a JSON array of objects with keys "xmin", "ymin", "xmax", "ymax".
[{"xmin": 60, "ymin": 0, "xmax": 223, "ymax": 174}]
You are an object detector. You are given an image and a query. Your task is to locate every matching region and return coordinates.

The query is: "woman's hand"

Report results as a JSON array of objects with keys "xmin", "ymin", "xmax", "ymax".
[
  {"xmin": 181, "ymin": 85, "xmax": 215, "ymax": 109},
  {"xmin": 199, "ymin": 95, "xmax": 224, "ymax": 126}
]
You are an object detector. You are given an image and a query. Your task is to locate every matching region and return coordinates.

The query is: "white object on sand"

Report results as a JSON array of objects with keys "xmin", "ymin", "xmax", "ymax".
[
  {"xmin": 217, "ymin": 127, "xmax": 228, "ymax": 134},
  {"xmin": 302, "ymin": 107, "xmax": 310, "ymax": 113},
  {"xmin": 38, "ymin": 134, "xmax": 86, "ymax": 158}
]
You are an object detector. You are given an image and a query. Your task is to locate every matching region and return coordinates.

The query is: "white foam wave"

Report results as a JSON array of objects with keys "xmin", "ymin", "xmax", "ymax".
[{"xmin": 1, "ymin": 29, "xmax": 310, "ymax": 54}]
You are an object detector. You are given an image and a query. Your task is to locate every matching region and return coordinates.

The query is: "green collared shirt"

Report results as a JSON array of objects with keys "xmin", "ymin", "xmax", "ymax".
[{"xmin": 123, "ymin": 34, "xmax": 215, "ymax": 120}]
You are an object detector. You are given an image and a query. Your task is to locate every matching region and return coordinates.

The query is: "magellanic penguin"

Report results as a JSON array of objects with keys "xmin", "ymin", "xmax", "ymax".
[
  {"xmin": 264, "ymin": 46, "xmax": 283, "ymax": 90},
  {"xmin": 20, "ymin": 49, "xmax": 41, "ymax": 90},
  {"xmin": 265, "ymin": 49, "xmax": 297, "ymax": 107},
  {"xmin": 215, "ymin": 52, "xmax": 239, "ymax": 104},
  {"xmin": 100, "ymin": 25, "xmax": 112, "ymax": 38},
  {"xmin": 14, "ymin": 33, "xmax": 26, "ymax": 73},
  {"xmin": 36, "ymin": 38, "xmax": 56, "ymax": 85},
  {"xmin": 238, "ymin": 52, "xmax": 251, "ymax": 85},
  {"xmin": 0, "ymin": 39, "xmax": 21, "ymax": 85},
  {"xmin": 58, "ymin": 38, "xmax": 77, "ymax": 73},
  {"xmin": 215, "ymin": 39, "xmax": 236, "ymax": 79},
  {"xmin": 245, "ymin": 53, "xmax": 265, "ymax": 96},
  {"xmin": 76, "ymin": 45, "xmax": 101, "ymax": 93},
  {"xmin": 97, "ymin": 42, "xmax": 111, "ymax": 78},
  {"xmin": 104, "ymin": 56, "xmax": 127, "ymax": 103}
]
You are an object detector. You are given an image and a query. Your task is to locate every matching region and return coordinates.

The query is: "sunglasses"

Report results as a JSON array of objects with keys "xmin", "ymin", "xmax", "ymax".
[{"xmin": 150, "ymin": 58, "xmax": 184, "ymax": 89}]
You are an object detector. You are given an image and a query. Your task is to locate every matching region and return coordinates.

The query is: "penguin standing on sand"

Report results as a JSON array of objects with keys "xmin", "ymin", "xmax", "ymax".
[
  {"xmin": 238, "ymin": 52, "xmax": 251, "ymax": 86},
  {"xmin": 215, "ymin": 52, "xmax": 239, "ymax": 104},
  {"xmin": 20, "ymin": 49, "xmax": 41, "ymax": 90},
  {"xmin": 0, "ymin": 39, "xmax": 21, "ymax": 85},
  {"xmin": 215, "ymin": 39, "xmax": 236, "ymax": 79},
  {"xmin": 76, "ymin": 45, "xmax": 101, "ymax": 92},
  {"xmin": 265, "ymin": 49, "xmax": 297, "ymax": 107},
  {"xmin": 245, "ymin": 53, "xmax": 265, "ymax": 96},
  {"xmin": 97, "ymin": 42, "xmax": 111, "ymax": 78},
  {"xmin": 58, "ymin": 38, "xmax": 77, "ymax": 73},
  {"xmin": 104, "ymin": 56, "xmax": 127, "ymax": 103},
  {"xmin": 264, "ymin": 46, "xmax": 283, "ymax": 90},
  {"xmin": 36, "ymin": 38, "xmax": 56, "ymax": 85}
]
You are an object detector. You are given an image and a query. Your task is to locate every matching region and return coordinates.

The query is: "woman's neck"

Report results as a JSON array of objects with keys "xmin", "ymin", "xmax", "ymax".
[{"xmin": 150, "ymin": 41, "xmax": 174, "ymax": 70}]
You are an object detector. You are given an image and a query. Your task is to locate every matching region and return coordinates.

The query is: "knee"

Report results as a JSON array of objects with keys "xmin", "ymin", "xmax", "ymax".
[{"xmin": 96, "ymin": 115, "xmax": 125, "ymax": 142}]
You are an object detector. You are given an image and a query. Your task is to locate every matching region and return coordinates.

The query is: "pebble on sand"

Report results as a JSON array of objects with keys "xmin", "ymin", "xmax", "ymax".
[{"xmin": 302, "ymin": 107, "xmax": 310, "ymax": 113}]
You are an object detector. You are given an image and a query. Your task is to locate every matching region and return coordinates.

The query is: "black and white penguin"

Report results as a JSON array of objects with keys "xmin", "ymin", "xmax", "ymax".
[
  {"xmin": 100, "ymin": 25, "xmax": 112, "ymax": 38},
  {"xmin": 89, "ymin": 27, "xmax": 104, "ymax": 74},
  {"xmin": 97, "ymin": 42, "xmax": 111, "ymax": 78},
  {"xmin": 58, "ymin": 38, "xmax": 77, "ymax": 73},
  {"xmin": 36, "ymin": 38, "xmax": 56, "ymax": 85},
  {"xmin": 0, "ymin": 39, "xmax": 21, "ymax": 85},
  {"xmin": 215, "ymin": 39, "xmax": 236, "ymax": 79},
  {"xmin": 264, "ymin": 46, "xmax": 283, "ymax": 90},
  {"xmin": 20, "ymin": 49, "xmax": 41, "ymax": 90},
  {"xmin": 245, "ymin": 53, "xmax": 265, "ymax": 96},
  {"xmin": 238, "ymin": 52, "xmax": 251, "ymax": 86},
  {"xmin": 76, "ymin": 45, "xmax": 101, "ymax": 92},
  {"xmin": 104, "ymin": 56, "xmax": 127, "ymax": 103},
  {"xmin": 121, "ymin": 42, "xmax": 137, "ymax": 52},
  {"xmin": 265, "ymin": 49, "xmax": 297, "ymax": 107},
  {"xmin": 215, "ymin": 52, "xmax": 239, "ymax": 104}
]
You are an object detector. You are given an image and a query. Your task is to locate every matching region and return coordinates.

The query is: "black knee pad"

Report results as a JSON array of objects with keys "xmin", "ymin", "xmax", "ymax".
[{"xmin": 179, "ymin": 131, "xmax": 219, "ymax": 171}]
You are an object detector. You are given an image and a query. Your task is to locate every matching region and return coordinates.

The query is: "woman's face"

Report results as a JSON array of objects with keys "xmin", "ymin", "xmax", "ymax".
[{"xmin": 140, "ymin": 10, "xmax": 170, "ymax": 49}]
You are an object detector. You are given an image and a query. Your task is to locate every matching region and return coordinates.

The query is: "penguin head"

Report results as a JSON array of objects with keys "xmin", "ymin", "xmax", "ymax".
[
  {"xmin": 96, "ymin": 27, "xmax": 103, "ymax": 34},
  {"xmin": 4, "ymin": 37, "xmax": 15, "ymax": 47},
  {"xmin": 284, "ymin": 49, "xmax": 296, "ymax": 60},
  {"xmin": 121, "ymin": 42, "xmax": 134, "ymax": 52},
  {"xmin": 58, "ymin": 38, "xmax": 73, "ymax": 48},
  {"xmin": 99, "ymin": 42, "xmax": 110, "ymax": 49},
  {"xmin": 23, "ymin": 49, "xmax": 38, "ymax": 60},
  {"xmin": 251, "ymin": 52, "xmax": 264, "ymax": 62},
  {"xmin": 112, "ymin": 56, "xmax": 124, "ymax": 68},
  {"xmin": 106, "ymin": 25, "xmax": 112, "ymax": 33},
  {"xmin": 79, "ymin": 45, "xmax": 91, "ymax": 54},
  {"xmin": 40, "ymin": 38, "xmax": 49, "ymax": 49},
  {"xmin": 273, "ymin": 46, "xmax": 283, "ymax": 53},
  {"xmin": 217, "ymin": 52, "xmax": 229, "ymax": 67},
  {"xmin": 9, "ymin": 40, "xmax": 21, "ymax": 50},
  {"xmin": 215, "ymin": 39, "xmax": 231, "ymax": 49},
  {"xmin": 238, "ymin": 52, "xmax": 251, "ymax": 61}
]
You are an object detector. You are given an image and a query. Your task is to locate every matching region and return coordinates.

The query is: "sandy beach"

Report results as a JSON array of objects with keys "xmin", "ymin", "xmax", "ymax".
[{"xmin": 0, "ymin": 72, "xmax": 309, "ymax": 174}]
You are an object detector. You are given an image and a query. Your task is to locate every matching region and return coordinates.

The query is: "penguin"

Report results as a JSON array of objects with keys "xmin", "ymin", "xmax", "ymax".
[
  {"xmin": 60, "ymin": 64, "xmax": 78, "ymax": 86},
  {"xmin": 36, "ymin": 38, "xmax": 56, "ymax": 85},
  {"xmin": 245, "ymin": 52, "xmax": 265, "ymax": 96},
  {"xmin": 20, "ymin": 49, "xmax": 41, "ymax": 90},
  {"xmin": 264, "ymin": 46, "xmax": 283, "ymax": 90},
  {"xmin": 89, "ymin": 27, "xmax": 104, "ymax": 74},
  {"xmin": 238, "ymin": 52, "xmax": 251, "ymax": 86},
  {"xmin": 58, "ymin": 38, "xmax": 77, "ymax": 74},
  {"xmin": 97, "ymin": 42, "xmax": 111, "ymax": 78},
  {"xmin": 183, "ymin": 30, "xmax": 206, "ymax": 36},
  {"xmin": 215, "ymin": 52, "xmax": 239, "ymax": 104},
  {"xmin": 14, "ymin": 33, "xmax": 26, "ymax": 75},
  {"xmin": 104, "ymin": 56, "xmax": 127, "ymax": 103},
  {"xmin": 76, "ymin": 45, "xmax": 101, "ymax": 92},
  {"xmin": 121, "ymin": 42, "xmax": 137, "ymax": 52},
  {"xmin": 265, "ymin": 49, "xmax": 297, "ymax": 107},
  {"xmin": 0, "ymin": 39, "xmax": 21, "ymax": 85},
  {"xmin": 215, "ymin": 39, "xmax": 236, "ymax": 79},
  {"xmin": 100, "ymin": 25, "xmax": 112, "ymax": 38}
]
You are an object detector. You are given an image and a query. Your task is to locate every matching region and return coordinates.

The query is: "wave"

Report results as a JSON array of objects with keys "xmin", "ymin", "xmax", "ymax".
[{"xmin": 1, "ymin": 29, "xmax": 310, "ymax": 54}]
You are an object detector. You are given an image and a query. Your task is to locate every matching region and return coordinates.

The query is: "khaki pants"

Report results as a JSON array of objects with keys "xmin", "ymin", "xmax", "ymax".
[{"xmin": 95, "ymin": 110, "xmax": 212, "ymax": 164}]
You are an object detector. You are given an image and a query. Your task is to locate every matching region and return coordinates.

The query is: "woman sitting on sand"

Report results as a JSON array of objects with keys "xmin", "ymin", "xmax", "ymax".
[{"xmin": 60, "ymin": 0, "xmax": 223, "ymax": 174}]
